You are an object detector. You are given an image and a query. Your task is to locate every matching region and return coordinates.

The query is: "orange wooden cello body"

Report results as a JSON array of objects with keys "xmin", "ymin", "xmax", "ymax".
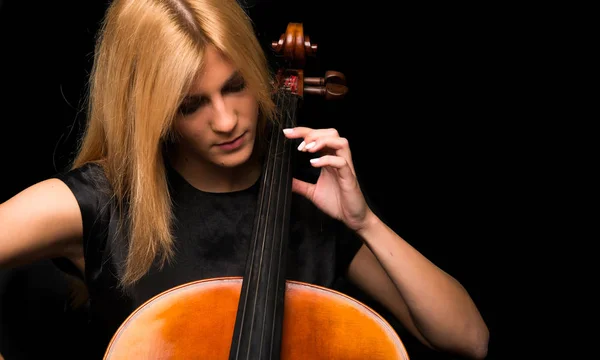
[{"xmin": 103, "ymin": 23, "xmax": 410, "ymax": 360}]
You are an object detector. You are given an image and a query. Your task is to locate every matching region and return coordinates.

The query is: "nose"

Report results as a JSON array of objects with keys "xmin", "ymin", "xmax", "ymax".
[{"xmin": 210, "ymin": 94, "xmax": 237, "ymax": 134}]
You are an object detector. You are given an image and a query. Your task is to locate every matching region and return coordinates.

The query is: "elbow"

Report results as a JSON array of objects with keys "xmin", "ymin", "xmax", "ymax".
[
  {"xmin": 467, "ymin": 326, "xmax": 489, "ymax": 360},
  {"xmin": 428, "ymin": 324, "xmax": 489, "ymax": 360},
  {"xmin": 470, "ymin": 344, "xmax": 488, "ymax": 360},
  {"xmin": 445, "ymin": 319, "xmax": 489, "ymax": 360},
  {"xmin": 471, "ymin": 346, "xmax": 488, "ymax": 360}
]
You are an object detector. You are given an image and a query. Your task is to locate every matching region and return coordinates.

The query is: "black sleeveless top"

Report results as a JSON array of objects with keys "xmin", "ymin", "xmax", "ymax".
[{"xmin": 53, "ymin": 160, "xmax": 363, "ymax": 358}]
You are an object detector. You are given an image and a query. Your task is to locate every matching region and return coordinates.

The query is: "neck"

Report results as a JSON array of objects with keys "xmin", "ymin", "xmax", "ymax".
[{"xmin": 168, "ymin": 148, "xmax": 262, "ymax": 193}]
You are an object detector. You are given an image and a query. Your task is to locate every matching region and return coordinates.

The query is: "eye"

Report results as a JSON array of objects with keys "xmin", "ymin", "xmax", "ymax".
[
  {"xmin": 178, "ymin": 96, "xmax": 208, "ymax": 115},
  {"xmin": 222, "ymin": 77, "xmax": 246, "ymax": 94}
]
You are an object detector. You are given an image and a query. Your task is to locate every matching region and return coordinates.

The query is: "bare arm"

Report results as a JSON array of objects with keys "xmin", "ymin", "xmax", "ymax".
[
  {"xmin": 0, "ymin": 179, "xmax": 83, "ymax": 270},
  {"xmin": 281, "ymin": 126, "xmax": 488, "ymax": 358},
  {"xmin": 348, "ymin": 213, "xmax": 489, "ymax": 359}
]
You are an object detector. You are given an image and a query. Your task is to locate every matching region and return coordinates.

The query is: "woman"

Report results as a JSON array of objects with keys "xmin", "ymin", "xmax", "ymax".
[{"xmin": 0, "ymin": 0, "xmax": 489, "ymax": 358}]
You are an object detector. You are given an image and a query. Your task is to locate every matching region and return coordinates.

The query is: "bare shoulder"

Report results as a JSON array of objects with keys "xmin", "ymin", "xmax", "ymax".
[{"xmin": 0, "ymin": 178, "xmax": 83, "ymax": 269}]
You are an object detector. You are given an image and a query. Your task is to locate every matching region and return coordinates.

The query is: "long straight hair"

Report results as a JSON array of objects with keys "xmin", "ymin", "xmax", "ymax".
[{"xmin": 71, "ymin": 0, "xmax": 276, "ymax": 287}]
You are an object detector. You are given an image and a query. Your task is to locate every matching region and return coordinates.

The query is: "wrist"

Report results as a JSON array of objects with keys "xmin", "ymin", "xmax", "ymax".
[{"xmin": 355, "ymin": 209, "xmax": 381, "ymax": 238}]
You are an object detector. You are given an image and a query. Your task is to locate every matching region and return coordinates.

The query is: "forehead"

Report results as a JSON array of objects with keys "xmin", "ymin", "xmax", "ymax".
[{"xmin": 188, "ymin": 46, "xmax": 237, "ymax": 95}]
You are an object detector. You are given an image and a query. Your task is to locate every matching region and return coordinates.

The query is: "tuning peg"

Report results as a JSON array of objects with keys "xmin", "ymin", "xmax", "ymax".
[
  {"xmin": 303, "ymin": 70, "xmax": 348, "ymax": 100},
  {"xmin": 304, "ymin": 82, "xmax": 348, "ymax": 100},
  {"xmin": 304, "ymin": 71, "xmax": 346, "ymax": 87}
]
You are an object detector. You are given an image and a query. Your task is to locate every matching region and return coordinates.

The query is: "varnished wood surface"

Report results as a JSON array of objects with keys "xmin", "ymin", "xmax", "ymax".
[{"xmin": 104, "ymin": 277, "xmax": 410, "ymax": 359}]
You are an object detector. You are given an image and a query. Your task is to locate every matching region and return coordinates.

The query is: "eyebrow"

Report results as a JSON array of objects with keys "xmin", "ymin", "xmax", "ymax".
[{"xmin": 184, "ymin": 71, "xmax": 243, "ymax": 99}]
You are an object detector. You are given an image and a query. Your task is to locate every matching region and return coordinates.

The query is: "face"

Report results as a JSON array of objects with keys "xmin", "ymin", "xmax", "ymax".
[{"xmin": 172, "ymin": 46, "xmax": 259, "ymax": 169}]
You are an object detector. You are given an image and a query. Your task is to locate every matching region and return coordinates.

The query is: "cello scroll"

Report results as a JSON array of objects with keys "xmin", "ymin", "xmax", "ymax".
[{"xmin": 271, "ymin": 22, "xmax": 348, "ymax": 100}]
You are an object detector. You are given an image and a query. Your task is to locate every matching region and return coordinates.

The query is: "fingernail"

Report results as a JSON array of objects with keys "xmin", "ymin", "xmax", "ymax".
[
  {"xmin": 310, "ymin": 158, "xmax": 320, "ymax": 163},
  {"xmin": 305, "ymin": 141, "xmax": 316, "ymax": 150},
  {"xmin": 283, "ymin": 128, "xmax": 294, "ymax": 134},
  {"xmin": 297, "ymin": 141, "xmax": 305, "ymax": 151}
]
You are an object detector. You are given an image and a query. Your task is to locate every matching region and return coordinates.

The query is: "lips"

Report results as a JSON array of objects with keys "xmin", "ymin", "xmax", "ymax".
[{"xmin": 217, "ymin": 133, "xmax": 244, "ymax": 146}]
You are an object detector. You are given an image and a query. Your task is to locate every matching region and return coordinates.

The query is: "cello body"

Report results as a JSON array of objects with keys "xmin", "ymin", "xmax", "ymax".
[
  {"xmin": 104, "ymin": 23, "xmax": 410, "ymax": 360},
  {"xmin": 104, "ymin": 278, "xmax": 409, "ymax": 359}
]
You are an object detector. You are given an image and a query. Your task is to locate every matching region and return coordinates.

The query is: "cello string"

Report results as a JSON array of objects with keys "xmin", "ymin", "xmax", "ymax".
[
  {"xmin": 268, "ymin": 91, "xmax": 296, "ymax": 354},
  {"xmin": 235, "ymin": 87, "xmax": 289, "ymax": 358},
  {"xmin": 250, "ymin": 89, "xmax": 287, "ymax": 358},
  {"xmin": 231, "ymin": 89, "xmax": 280, "ymax": 357}
]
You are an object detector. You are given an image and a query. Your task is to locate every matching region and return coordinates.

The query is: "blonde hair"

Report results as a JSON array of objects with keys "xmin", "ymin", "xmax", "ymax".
[{"xmin": 72, "ymin": 0, "xmax": 275, "ymax": 287}]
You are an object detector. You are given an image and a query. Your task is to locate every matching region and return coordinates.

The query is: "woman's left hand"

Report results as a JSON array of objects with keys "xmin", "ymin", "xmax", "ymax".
[{"xmin": 283, "ymin": 127, "xmax": 373, "ymax": 232}]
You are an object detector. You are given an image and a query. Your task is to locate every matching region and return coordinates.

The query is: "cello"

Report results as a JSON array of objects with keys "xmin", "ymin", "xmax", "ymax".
[{"xmin": 103, "ymin": 23, "xmax": 410, "ymax": 360}]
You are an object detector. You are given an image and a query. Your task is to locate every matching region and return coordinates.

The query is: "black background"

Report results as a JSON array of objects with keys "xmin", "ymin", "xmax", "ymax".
[{"xmin": 0, "ymin": 0, "xmax": 541, "ymax": 359}]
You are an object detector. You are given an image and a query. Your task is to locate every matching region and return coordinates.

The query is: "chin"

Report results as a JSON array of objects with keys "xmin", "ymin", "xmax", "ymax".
[{"xmin": 213, "ymin": 145, "xmax": 254, "ymax": 168}]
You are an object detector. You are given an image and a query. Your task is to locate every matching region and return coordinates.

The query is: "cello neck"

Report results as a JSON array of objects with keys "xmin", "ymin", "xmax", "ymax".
[
  {"xmin": 228, "ymin": 89, "xmax": 300, "ymax": 360},
  {"xmin": 228, "ymin": 22, "xmax": 347, "ymax": 360}
]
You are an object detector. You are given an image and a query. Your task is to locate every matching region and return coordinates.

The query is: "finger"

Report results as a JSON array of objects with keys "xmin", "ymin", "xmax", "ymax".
[
  {"xmin": 291, "ymin": 177, "xmax": 315, "ymax": 200},
  {"xmin": 282, "ymin": 126, "xmax": 314, "ymax": 139},
  {"xmin": 299, "ymin": 128, "xmax": 339, "ymax": 146},
  {"xmin": 309, "ymin": 155, "xmax": 355, "ymax": 179},
  {"xmin": 302, "ymin": 136, "xmax": 355, "ymax": 174},
  {"xmin": 302, "ymin": 136, "xmax": 349, "ymax": 154},
  {"xmin": 298, "ymin": 130, "xmax": 340, "ymax": 151},
  {"xmin": 283, "ymin": 127, "xmax": 339, "ymax": 149}
]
